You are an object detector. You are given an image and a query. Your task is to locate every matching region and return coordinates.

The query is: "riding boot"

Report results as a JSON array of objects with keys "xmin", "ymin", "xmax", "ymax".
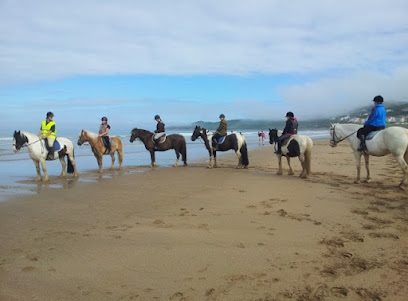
[
  {"xmin": 358, "ymin": 136, "xmax": 367, "ymax": 152},
  {"xmin": 212, "ymin": 138, "xmax": 218, "ymax": 150},
  {"xmin": 47, "ymin": 146, "xmax": 55, "ymax": 160},
  {"xmin": 275, "ymin": 143, "xmax": 282, "ymax": 154},
  {"xmin": 154, "ymin": 140, "xmax": 159, "ymax": 150}
]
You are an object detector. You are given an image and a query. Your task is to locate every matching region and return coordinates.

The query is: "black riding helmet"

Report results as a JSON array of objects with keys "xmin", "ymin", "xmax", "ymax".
[
  {"xmin": 154, "ymin": 115, "xmax": 161, "ymax": 120},
  {"xmin": 373, "ymin": 95, "xmax": 384, "ymax": 103},
  {"xmin": 286, "ymin": 112, "xmax": 294, "ymax": 117},
  {"xmin": 46, "ymin": 111, "xmax": 54, "ymax": 118},
  {"xmin": 101, "ymin": 116, "xmax": 108, "ymax": 121},
  {"xmin": 219, "ymin": 114, "xmax": 225, "ymax": 118}
]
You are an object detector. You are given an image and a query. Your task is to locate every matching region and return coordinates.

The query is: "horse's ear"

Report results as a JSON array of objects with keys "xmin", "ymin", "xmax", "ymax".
[{"xmin": 17, "ymin": 130, "xmax": 20, "ymax": 134}]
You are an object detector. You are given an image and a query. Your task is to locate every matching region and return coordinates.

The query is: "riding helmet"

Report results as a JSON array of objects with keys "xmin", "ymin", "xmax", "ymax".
[
  {"xmin": 219, "ymin": 114, "xmax": 225, "ymax": 118},
  {"xmin": 154, "ymin": 115, "xmax": 161, "ymax": 120},
  {"xmin": 286, "ymin": 112, "xmax": 294, "ymax": 117},
  {"xmin": 101, "ymin": 116, "xmax": 108, "ymax": 121},
  {"xmin": 46, "ymin": 111, "xmax": 54, "ymax": 118},
  {"xmin": 373, "ymin": 95, "xmax": 384, "ymax": 103}
]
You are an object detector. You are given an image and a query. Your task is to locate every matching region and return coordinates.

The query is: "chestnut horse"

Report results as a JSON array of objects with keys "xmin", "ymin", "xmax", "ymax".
[
  {"xmin": 77, "ymin": 130, "xmax": 123, "ymax": 173},
  {"xmin": 129, "ymin": 128, "xmax": 187, "ymax": 168}
]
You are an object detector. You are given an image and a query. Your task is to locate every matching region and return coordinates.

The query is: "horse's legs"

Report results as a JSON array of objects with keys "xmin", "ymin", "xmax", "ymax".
[
  {"xmin": 150, "ymin": 151, "xmax": 156, "ymax": 168},
  {"xmin": 59, "ymin": 155, "xmax": 67, "ymax": 177},
  {"xmin": 277, "ymin": 155, "xmax": 283, "ymax": 175},
  {"xmin": 110, "ymin": 152, "xmax": 115, "ymax": 170},
  {"xmin": 118, "ymin": 148, "xmax": 123, "ymax": 169},
  {"xmin": 68, "ymin": 153, "xmax": 79, "ymax": 177},
  {"xmin": 394, "ymin": 154, "xmax": 408, "ymax": 188},
  {"xmin": 363, "ymin": 153, "xmax": 371, "ymax": 183},
  {"xmin": 40, "ymin": 158, "xmax": 49, "ymax": 181},
  {"xmin": 174, "ymin": 149, "xmax": 180, "ymax": 167},
  {"xmin": 96, "ymin": 154, "xmax": 103, "ymax": 173},
  {"xmin": 298, "ymin": 154, "xmax": 308, "ymax": 178},
  {"xmin": 353, "ymin": 151, "xmax": 362, "ymax": 183},
  {"xmin": 287, "ymin": 157, "xmax": 295, "ymax": 176},
  {"xmin": 33, "ymin": 160, "xmax": 42, "ymax": 181},
  {"xmin": 213, "ymin": 151, "xmax": 218, "ymax": 168},
  {"xmin": 235, "ymin": 150, "xmax": 242, "ymax": 169}
]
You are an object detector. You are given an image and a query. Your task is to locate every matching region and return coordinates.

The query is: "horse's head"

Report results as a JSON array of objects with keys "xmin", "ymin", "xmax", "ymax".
[
  {"xmin": 268, "ymin": 128, "xmax": 279, "ymax": 144},
  {"xmin": 191, "ymin": 126, "xmax": 204, "ymax": 141},
  {"xmin": 329, "ymin": 123, "xmax": 339, "ymax": 147},
  {"xmin": 13, "ymin": 130, "xmax": 27, "ymax": 153},
  {"xmin": 129, "ymin": 128, "xmax": 139, "ymax": 143},
  {"xmin": 77, "ymin": 130, "xmax": 87, "ymax": 146}
]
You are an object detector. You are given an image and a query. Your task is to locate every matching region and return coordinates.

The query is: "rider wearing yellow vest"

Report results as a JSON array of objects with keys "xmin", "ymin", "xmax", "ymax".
[{"xmin": 38, "ymin": 112, "xmax": 56, "ymax": 160}]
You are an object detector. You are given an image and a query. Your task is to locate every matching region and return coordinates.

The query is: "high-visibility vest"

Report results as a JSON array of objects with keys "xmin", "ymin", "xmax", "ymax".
[{"xmin": 41, "ymin": 120, "xmax": 56, "ymax": 138}]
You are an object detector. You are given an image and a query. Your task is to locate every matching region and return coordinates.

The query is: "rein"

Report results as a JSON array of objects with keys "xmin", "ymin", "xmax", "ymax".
[{"xmin": 331, "ymin": 125, "xmax": 358, "ymax": 145}]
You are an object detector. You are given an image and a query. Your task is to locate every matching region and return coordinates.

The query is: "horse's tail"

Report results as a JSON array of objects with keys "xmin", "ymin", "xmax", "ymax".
[
  {"xmin": 116, "ymin": 138, "xmax": 124, "ymax": 165},
  {"xmin": 304, "ymin": 138, "xmax": 313, "ymax": 175},
  {"xmin": 67, "ymin": 149, "xmax": 75, "ymax": 174},
  {"xmin": 240, "ymin": 139, "xmax": 249, "ymax": 167},
  {"xmin": 181, "ymin": 137, "xmax": 187, "ymax": 164}
]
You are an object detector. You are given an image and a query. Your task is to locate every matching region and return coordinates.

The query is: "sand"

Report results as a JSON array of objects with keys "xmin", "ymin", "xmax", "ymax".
[{"xmin": 0, "ymin": 141, "xmax": 407, "ymax": 301}]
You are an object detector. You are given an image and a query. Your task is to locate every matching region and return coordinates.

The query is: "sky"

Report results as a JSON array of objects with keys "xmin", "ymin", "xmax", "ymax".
[{"xmin": 1, "ymin": 0, "xmax": 408, "ymax": 132}]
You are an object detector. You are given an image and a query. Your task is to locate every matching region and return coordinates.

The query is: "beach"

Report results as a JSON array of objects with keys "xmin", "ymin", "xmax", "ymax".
[{"xmin": 0, "ymin": 141, "xmax": 407, "ymax": 300}]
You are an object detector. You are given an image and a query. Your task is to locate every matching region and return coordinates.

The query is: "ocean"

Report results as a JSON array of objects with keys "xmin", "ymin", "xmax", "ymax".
[{"xmin": 0, "ymin": 128, "xmax": 329, "ymax": 201}]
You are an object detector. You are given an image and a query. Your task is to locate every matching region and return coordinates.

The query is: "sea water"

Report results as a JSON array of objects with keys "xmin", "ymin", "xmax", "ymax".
[{"xmin": 0, "ymin": 128, "xmax": 329, "ymax": 201}]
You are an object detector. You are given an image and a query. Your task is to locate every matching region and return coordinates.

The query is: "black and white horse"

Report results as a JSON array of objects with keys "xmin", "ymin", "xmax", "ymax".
[
  {"xmin": 269, "ymin": 129, "xmax": 313, "ymax": 178},
  {"xmin": 191, "ymin": 126, "xmax": 249, "ymax": 168}
]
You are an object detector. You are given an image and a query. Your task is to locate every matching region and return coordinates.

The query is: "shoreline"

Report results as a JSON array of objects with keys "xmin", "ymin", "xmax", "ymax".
[{"xmin": 1, "ymin": 141, "xmax": 407, "ymax": 300}]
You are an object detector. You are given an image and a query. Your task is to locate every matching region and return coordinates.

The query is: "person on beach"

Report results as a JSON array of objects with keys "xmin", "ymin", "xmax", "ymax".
[
  {"xmin": 38, "ymin": 111, "xmax": 56, "ymax": 160},
  {"xmin": 99, "ymin": 116, "xmax": 111, "ymax": 153},
  {"xmin": 259, "ymin": 131, "xmax": 265, "ymax": 146},
  {"xmin": 357, "ymin": 95, "xmax": 386, "ymax": 152},
  {"xmin": 275, "ymin": 112, "xmax": 298, "ymax": 154},
  {"xmin": 154, "ymin": 115, "xmax": 166, "ymax": 149},
  {"xmin": 212, "ymin": 114, "xmax": 228, "ymax": 150}
]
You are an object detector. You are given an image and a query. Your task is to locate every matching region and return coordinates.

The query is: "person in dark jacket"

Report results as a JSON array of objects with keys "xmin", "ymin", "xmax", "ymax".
[
  {"xmin": 212, "ymin": 114, "xmax": 228, "ymax": 149},
  {"xmin": 357, "ymin": 95, "xmax": 386, "ymax": 151},
  {"xmin": 275, "ymin": 111, "xmax": 298, "ymax": 154},
  {"xmin": 154, "ymin": 115, "xmax": 165, "ymax": 149}
]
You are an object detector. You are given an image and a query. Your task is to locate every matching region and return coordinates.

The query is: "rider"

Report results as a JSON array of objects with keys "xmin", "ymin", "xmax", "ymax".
[
  {"xmin": 154, "ymin": 115, "xmax": 165, "ymax": 149},
  {"xmin": 357, "ymin": 95, "xmax": 386, "ymax": 152},
  {"xmin": 212, "ymin": 114, "xmax": 228, "ymax": 149},
  {"xmin": 98, "ymin": 116, "xmax": 111, "ymax": 153},
  {"xmin": 275, "ymin": 112, "xmax": 298, "ymax": 154},
  {"xmin": 38, "ymin": 111, "xmax": 56, "ymax": 160}
]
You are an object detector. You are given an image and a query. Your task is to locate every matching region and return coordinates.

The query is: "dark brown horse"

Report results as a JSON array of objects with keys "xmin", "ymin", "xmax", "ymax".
[{"xmin": 130, "ymin": 128, "xmax": 187, "ymax": 168}]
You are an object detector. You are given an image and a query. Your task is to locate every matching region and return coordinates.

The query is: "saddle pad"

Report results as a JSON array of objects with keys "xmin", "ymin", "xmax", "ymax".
[
  {"xmin": 152, "ymin": 135, "xmax": 166, "ymax": 144},
  {"xmin": 54, "ymin": 140, "xmax": 61, "ymax": 151},
  {"xmin": 365, "ymin": 131, "xmax": 380, "ymax": 140},
  {"xmin": 217, "ymin": 136, "xmax": 226, "ymax": 144}
]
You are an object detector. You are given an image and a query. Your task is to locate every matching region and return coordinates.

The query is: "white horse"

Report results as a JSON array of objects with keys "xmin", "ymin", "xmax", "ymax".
[
  {"xmin": 269, "ymin": 129, "xmax": 313, "ymax": 178},
  {"xmin": 13, "ymin": 131, "xmax": 79, "ymax": 181},
  {"xmin": 329, "ymin": 123, "xmax": 408, "ymax": 188}
]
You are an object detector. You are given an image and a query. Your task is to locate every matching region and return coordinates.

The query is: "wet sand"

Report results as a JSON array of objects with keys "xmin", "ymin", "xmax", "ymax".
[{"xmin": 0, "ymin": 141, "xmax": 407, "ymax": 300}]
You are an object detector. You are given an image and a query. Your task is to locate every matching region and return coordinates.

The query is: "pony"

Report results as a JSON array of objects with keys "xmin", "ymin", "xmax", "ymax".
[
  {"xmin": 269, "ymin": 129, "xmax": 313, "ymax": 178},
  {"xmin": 13, "ymin": 130, "xmax": 78, "ymax": 181},
  {"xmin": 191, "ymin": 126, "xmax": 249, "ymax": 169},
  {"xmin": 129, "ymin": 128, "xmax": 187, "ymax": 168},
  {"xmin": 329, "ymin": 123, "xmax": 408, "ymax": 188},
  {"xmin": 77, "ymin": 130, "xmax": 123, "ymax": 173}
]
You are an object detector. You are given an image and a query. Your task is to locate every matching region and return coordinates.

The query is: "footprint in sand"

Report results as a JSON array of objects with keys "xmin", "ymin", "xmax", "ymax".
[{"xmin": 22, "ymin": 266, "xmax": 36, "ymax": 272}]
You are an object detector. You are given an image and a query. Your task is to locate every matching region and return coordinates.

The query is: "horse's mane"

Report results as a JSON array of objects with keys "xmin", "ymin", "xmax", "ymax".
[
  {"xmin": 82, "ymin": 130, "xmax": 99, "ymax": 139},
  {"xmin": 131, "ymin": 128, "xmax": 153, "ymax": 135}
]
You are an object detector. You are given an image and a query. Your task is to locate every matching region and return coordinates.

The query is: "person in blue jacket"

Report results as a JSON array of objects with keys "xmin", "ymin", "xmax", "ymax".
[{"xmin": 357, "ymin": 95, "xmax": 386, "ymax": 151}]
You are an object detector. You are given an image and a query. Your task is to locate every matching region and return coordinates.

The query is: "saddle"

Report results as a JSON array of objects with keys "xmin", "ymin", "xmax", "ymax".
[
  {"xmin": 281, "ymin": 136, "xmax": 294, "ymax": 146},
  {"xmin": 44, "ymin": 139, "xmax": 61, "ymax": 151},
  {"xmin": 365, "ymin": 131, "xmax": 380, "ymax": 141},
  {"xmin": 152, "ymin": 134, "xmax": 166, "ymax": 144},
  {"xmin": 101, "ymin": 137, "xmax": 115, "ymax": 148},
  {"xmin": 216, "ymin": 136, "xmax": 227, "ymax": 144}
]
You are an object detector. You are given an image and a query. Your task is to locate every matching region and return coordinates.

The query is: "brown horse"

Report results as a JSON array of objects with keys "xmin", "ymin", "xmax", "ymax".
[
  {"xmin": 129, "ymin": 128, "xmax": 187, "ymax": 168},
  {"xmin": 77, "ymin": 130, "xmax": 123, "ymax": 173}
]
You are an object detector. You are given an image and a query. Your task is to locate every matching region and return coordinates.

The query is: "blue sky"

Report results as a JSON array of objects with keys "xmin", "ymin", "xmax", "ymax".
[{"xmin": 1, "ymin": 0, "xmax": 408, "ymax": 133}]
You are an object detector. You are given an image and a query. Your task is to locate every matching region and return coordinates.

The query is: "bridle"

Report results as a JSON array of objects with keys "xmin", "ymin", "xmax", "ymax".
[
  {"xmin": 330, "ymin": 125, "xmax": 357, "ymax": 146},
  {"xmin": 13, "ymin": 134, "xmax": 42, "ymax": 149}
]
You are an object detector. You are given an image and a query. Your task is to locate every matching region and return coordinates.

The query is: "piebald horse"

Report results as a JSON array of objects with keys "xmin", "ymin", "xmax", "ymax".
[
  {"xmin": 129, "ymin": 128, "xmax": 187, "ymax": 168},
  {"xmin": 77, "ymin": 130, "xmax": 123, "ymax": 173},
  {"xmin": 329, "ymin": 123, "xmax": 408, "ymax": 189},
  {"xmin": 269, "ymin": 129, "xmax": 313, "ymax": 178},
  {"xmin": 191, "ymin": 126, "xmax": 249, "ymax": 169},
  {"xmin": 13, "ymin": 131, "xmax": 79, "ymax": 181}
]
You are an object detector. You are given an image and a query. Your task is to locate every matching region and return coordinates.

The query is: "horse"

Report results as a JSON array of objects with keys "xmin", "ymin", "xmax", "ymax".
[
  {"xmin": 13, "ymin": 131, "xmax": 79, "ymax": 181},
  {"xmin": 269, "ymin": 129, "xmax": 313, "ymax": 178},
  {"xmin": 129, "ymin": 128, "xmax": 187, "ymax": 168},
  {"xmin": 329, "ymin": 123, "xmax": 408, "ymax": 188},
  {"xmin": 191, "ymin": 126, "xmax": 249, "ymax": 169},
  {"xmin": 77, "ymin": 130, "xmax": 123, "ymax": 173}
]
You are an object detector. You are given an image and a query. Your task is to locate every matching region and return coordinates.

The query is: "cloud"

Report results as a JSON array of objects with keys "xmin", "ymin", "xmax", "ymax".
[{"xmin": 1, "ymin": 0, "xmax": 407, "ymax": 83}]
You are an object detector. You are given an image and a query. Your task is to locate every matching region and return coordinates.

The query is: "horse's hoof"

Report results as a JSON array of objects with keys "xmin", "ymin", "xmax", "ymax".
[
  {"xmin": 354, "ymin": 180, "xmax": 361, "ymax": 184},
  {"xmin": 288, "ymin": 172, "xmax": 294, "ymax": 176},
  {"xmin": 173, "ymin": 164, "xmax": 178, "ymax": 167},
  {"xmin": 243, "ymin": 166, "xmax": 248, "ymax": 169},
  {"xmin": 35, "ymin": 177, "xmax": 42, "ymax": 182},
  {"xmin": 363, "ymin": 179, "xmax": 371, "ymax": 183},
  {"xmin": 277, "ymin": 172, "xmax": 283, "ymax": 175}
]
